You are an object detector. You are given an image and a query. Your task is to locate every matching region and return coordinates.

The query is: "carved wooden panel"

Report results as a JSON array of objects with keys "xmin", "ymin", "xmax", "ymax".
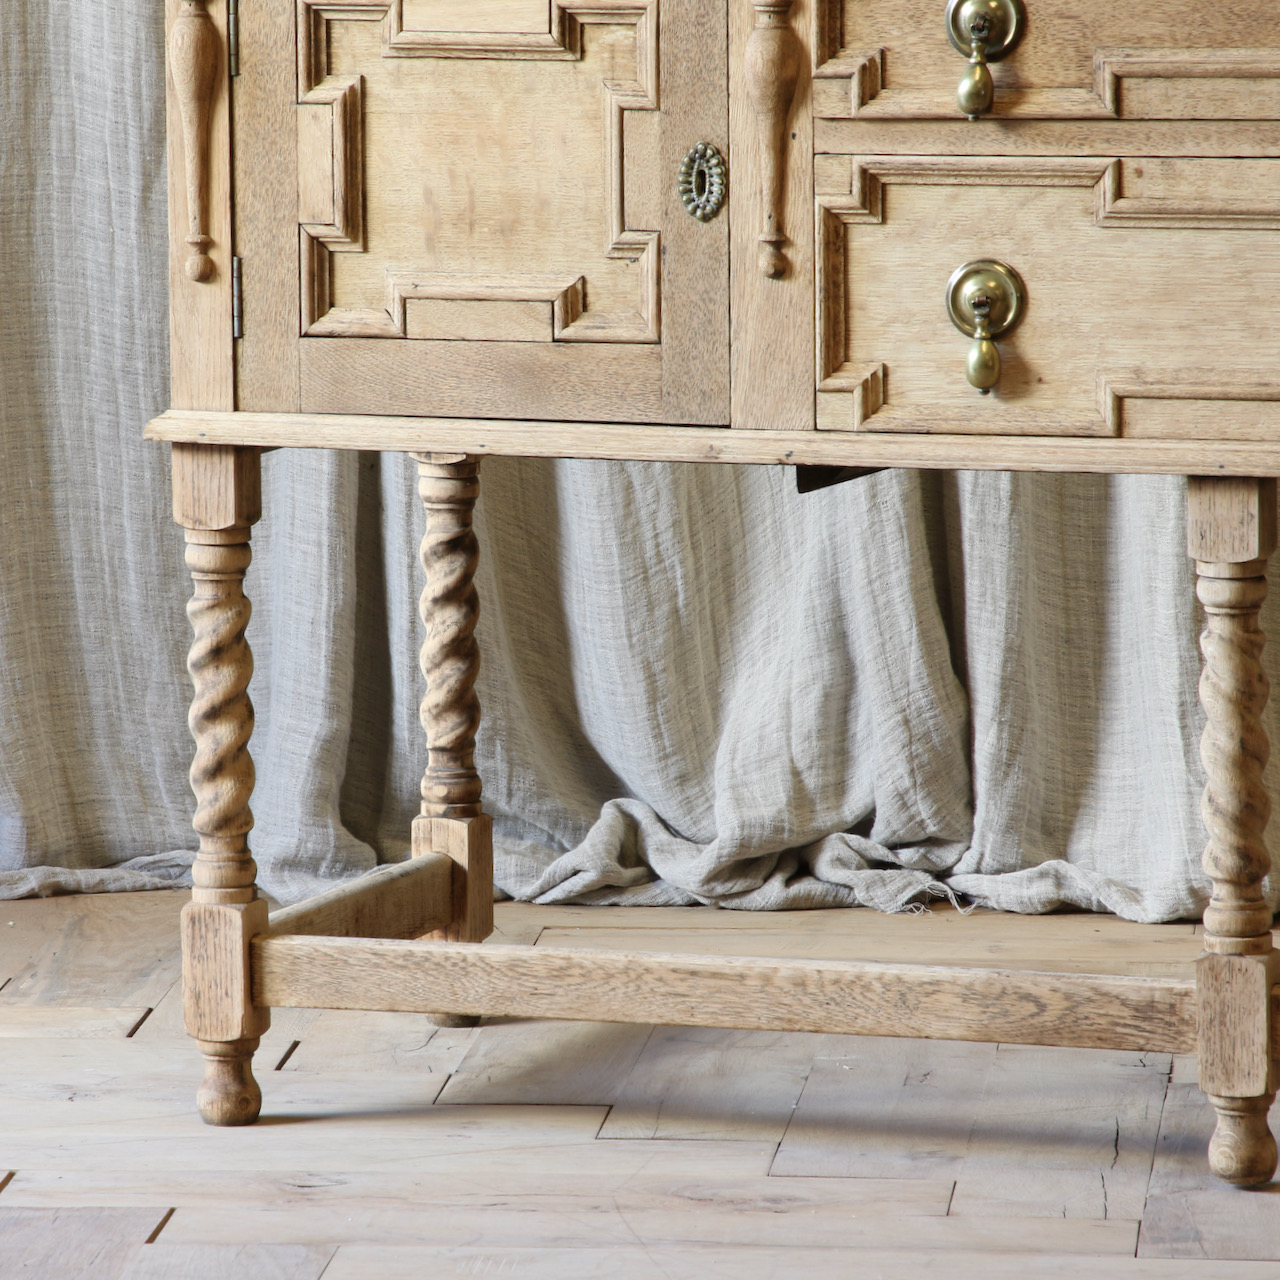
[
  {"xmin": 813, "ymin": 0, "xmax": 1280, "ymax": 120},
  {"xmin": 297, "ymin": 0, "xmax": 659, "ymax": 344},
  {"xmin": 226, "ymin": 0, "xmax": 728, "ymax": 423},
  {"xmin": 816, "ymin": 154, "xmax": 1280, "ymax": 437}
]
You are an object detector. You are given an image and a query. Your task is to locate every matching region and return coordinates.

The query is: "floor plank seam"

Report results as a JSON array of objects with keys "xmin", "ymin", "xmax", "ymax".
[
  {"xmin": 144, "ymin": 1207, "xmax": 175, "ymax": 1243},
  {"xmin": 1134, "ymin": 1052, "xmax": 1177, "ymax": 1258},
  {"xmin": 124, "ymin": 1008, "xmax": 154, "ymax": 1038},
  {"xmin": 274, "ymin": 1039, "xmax": 302, "ymax": 1070}
]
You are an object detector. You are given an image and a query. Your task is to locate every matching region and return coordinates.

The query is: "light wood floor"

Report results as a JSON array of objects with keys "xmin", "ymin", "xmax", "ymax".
[{"xmin": 2, "ymin": 892, "xmax": 1279, "ymax": 1278}]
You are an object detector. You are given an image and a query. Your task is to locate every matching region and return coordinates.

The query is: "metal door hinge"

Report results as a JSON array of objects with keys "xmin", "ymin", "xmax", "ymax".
[
  {"xmin": 232, "ymin": 256, "xmax": 243, "ymax": 338},
  {"xmin": 228, "ymin": 0, "xmax": 240, "ymax": 76}
]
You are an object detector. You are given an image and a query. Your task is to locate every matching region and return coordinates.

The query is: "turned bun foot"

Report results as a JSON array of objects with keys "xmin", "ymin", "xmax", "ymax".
[
  {"xmin": 425, "ymin": 1012, "xmax": 481, "ymax": 1028},
  {"xmin": 197, "ymin": 1037, "xmax": 263, "ymax": 1126},
  {"xmin": 1207, "ymin": 1094, "xmax": 1278, "ymax": 1187}
]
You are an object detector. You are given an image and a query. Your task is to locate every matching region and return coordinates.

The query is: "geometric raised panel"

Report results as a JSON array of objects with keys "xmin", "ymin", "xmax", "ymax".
[{"xmin": 298, "ymin": 0, "xmax": 660, "ymax": 343}]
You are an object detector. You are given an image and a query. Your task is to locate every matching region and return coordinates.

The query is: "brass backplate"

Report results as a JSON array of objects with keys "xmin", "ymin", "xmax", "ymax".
[
  {"xmin": 944, "ymin": 0, "xmax": 1026, "ymax": 60},
  {"xmin": 945, "ymin": 259, "xmax": 1026, "ymax": 338}
]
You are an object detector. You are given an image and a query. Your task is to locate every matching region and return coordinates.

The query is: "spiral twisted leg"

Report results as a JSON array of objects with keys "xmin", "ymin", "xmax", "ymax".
[
  {"xmin": 186, "ymin": 534, "xmax": 258, "ymax": 904},
  {"xmin": 416, "ymin": 456, "xmax": 483, "ymax": 820},
  {"xmin": 1189, "ymin": 476, "xmax": 1279, "ymax": 1187},
  {"xmin": 174, "ymin": 444, "xmax": 269, "ymax": 1126},
  {"xmin": 181, "ymin": 528, "xmax": 271, "ymax": 1123},
  {"xmin": 411, "ymin": 454, "xmax": 492, "ymax": 1009},
  {"xmin": 1198, "ymin": 568, "xmax": 1273, "ymax": 947}
]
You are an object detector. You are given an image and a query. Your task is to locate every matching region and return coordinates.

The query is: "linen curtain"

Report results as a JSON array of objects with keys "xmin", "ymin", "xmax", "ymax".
[{"xmin": 2, "ymin": 0, "xmax": 1271, "ymax": 922}]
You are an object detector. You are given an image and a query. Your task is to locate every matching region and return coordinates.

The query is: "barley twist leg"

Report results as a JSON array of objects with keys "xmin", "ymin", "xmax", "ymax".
[
  {"xmin": 1197, "ymin": 563, "xmax": 1277, "ymax": 1185},
  {"xmin": 416, "ymin": 456, "xmax": 483, "ymax": 821},
  {"xmin": 174, "ymin": 444, "xmax": 269, "ymax": 1126},
  {"xmin": 1189, "ymin": 476, "xmax": 1279, "ymax": 1188},
  {"xmin": 411, "ymin": 455, "xmax": 493, "ymax": 1026}
]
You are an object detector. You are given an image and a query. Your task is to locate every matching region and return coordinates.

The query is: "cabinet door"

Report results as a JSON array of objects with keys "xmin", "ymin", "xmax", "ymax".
[{"xmin": 235, "ymin": 0, "xmax": 728, "ymax": 425}]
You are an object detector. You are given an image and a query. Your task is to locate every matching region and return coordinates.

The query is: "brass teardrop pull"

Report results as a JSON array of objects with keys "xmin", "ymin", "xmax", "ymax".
[
  {"xmin": 946, "ymin": 260, "xmax": 1026, "ymax": 395},
  {"xmin": 958, "ymin": 14, "xmax": 995, "ymax": 119},
  {"xmin": 944, "ymin": 0, "xmax": 1025, "ymax": 120}
]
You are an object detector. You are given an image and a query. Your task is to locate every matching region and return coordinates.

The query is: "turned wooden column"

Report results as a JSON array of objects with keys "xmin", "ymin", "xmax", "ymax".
[
  {"xmin": 174, "ymin": 443, "xmax": 270, "ymax": 1125},
  {"xmin": 410, "ymin": 453, "xmax": 494, "ymax": 949},
  {"xmin": 1189, "ymin": 475, "xmax": 1280, "ymax": 1186}
]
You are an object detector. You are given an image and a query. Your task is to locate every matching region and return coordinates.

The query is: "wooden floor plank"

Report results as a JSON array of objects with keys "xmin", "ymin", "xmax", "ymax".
[
  {"xmin": 0, "ymin": 1040, "xmax": 606, "ymax": 1170},
  {"xmin": 946, "ymin": 1044, "xmax": 1171, "ymax": 1220},
  {"xmin": 132, "ymin": 977, "xmax": 322, "ymax": 1070},
  {"xmin": 774, "ymin": 1040, "xmax": 1170, "ymax": 1220},
  {"xmin": 539, "ymin": 925, "xmax": 1198, "ymax": 977},
  {"xmin": 280, "ymin": 1010, "xmax": 476, "ymax": 1075},
  {"xmin": 160, "ymin": 1203, "xmax": 1134, "ymax": 1253},
  {"xmin": 117, "ymin": 1243, "xmax": 336, "ymax": 1279},
  {"xmin": 4, "ymin": 892, "xmax": 1274, "ymax": 1270},
  {"xmin": 0, "ymin": 1207, "xmax": 170, "ymax": 1280},
  {"xmin": 5, "ymin": 1146, "xmax": 773, "ymax": 1213},
  {"xmin": 317, "ymin": 1246, "xmax": 1280, "ymax": 1280},
  {"xmin": 525, "ymin": 903, "xmax": 1200, "ymax": 978},
  {"xmin": 159, "ymin": 1172, "xmax": 954, "ymax": 1250},
  {"xmin": 437, "ymin": 1018, "xmax": 654, "ymax": 1106},
  {"xmin": 772, "ymin": 1038, "xmax": 997, "ymax": 1179},
  {"xmin": 134, "ymin": 978, "xmax": 320, "ymax": 1070},
  {"xmin": 0, "ymin": 891, "xmax": 186, "ymax": 1007},
  {"xmin": 0, "ymin": 1006, "xmax": 150, "ymax": 1037},
  {"xmin": 1138, "ymin": 1055, "xmax": 1280, "ymax": 1261},
  {"xmin": 599, "ymin": 1026, "xmax": 823, "ymax": 1141},
  {"xmin": 1, "ymin": 1143, "xmax": 778, "ymax": 1207}
]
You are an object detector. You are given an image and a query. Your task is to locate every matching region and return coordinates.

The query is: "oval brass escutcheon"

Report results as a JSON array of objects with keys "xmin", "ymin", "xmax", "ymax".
[
  {"xmin": 678, "ymin": 142, "xmax": 727, "ymax": 222},
  {"xmin": 946, "ymin": 259, "xmax": 1026, "ymax": 394}
]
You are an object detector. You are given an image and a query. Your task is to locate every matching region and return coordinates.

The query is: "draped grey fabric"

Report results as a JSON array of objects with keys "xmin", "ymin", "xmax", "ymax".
[{"xmin": 2, "ymin": 0, "xmax": 1273, "ymax": 921}]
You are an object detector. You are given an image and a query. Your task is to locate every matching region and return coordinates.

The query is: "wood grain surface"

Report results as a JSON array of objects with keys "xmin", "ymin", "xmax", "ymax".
[
  {"xmin": 252, "ymin": 935, "xmax": 1199, "ymax": 1053},
  {"xmin": 148, "ymin": 409, "xmax": 1280, "ymax": 475}
]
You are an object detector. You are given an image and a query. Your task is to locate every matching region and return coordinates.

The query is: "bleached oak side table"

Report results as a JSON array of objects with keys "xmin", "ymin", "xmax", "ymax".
[{"xmin": 147, "ymin": 0, "xmax": 1280, "ymax": 1185}]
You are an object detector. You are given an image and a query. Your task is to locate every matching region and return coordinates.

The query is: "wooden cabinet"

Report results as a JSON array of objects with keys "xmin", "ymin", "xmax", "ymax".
[
  {"xmin": 151, "ymin": 0, "xmax": 1280, "ymax": 1190},
  {"xmin": 185, "ymin": 0, "xmax": 1280, "ymax": 443}
]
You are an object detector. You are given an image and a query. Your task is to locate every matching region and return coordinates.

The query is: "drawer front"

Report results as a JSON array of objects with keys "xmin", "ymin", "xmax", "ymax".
[
  {"xmin": 234, "ymin": 0, "xmax": 729, "ymax": 425},
  {"xmin": 814, "ymin": 0, "xmax": 1280, "ymax": 121},
  {"xmin": 816, "ymin": 154, "xmax": 1280, "ymax": 437}
]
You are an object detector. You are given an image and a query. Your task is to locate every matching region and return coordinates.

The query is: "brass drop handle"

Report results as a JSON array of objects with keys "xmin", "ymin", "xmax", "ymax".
[
  {"xmin": 958, "ymin": 15, "xmax": 995, "ymax": 119},
  {"xmin": 946, "ymin": 259, "xmax": 1026, "ymax": 395},
  {"xmin": 945, "ymin": 0, "xmax": 1025, "ymax": 120},
  {"xmin": 966, "ymin": 296, "xmax": 1001, "ymax": 392}
]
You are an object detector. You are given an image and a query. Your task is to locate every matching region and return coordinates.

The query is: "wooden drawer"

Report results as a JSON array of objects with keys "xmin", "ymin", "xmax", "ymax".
[
  {"xmin": 814, "ymin": 0, "xmax": 1280, "ymax": 120},
  {"xmin": 815, "ymin": 154, "xmax": 1280, "ymax": 437}
]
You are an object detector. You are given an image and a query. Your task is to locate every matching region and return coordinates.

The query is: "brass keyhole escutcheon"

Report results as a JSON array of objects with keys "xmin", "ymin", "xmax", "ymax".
[
  {"xmin": 944, "ymin": 0, "xmax": 1025, "ymax": 119},
  {"xmin": 678, "ymin": 142, "xmax": 727, "ymax": 222},
  {"xmin": 946, "ymin": 260, "xmax": 1026, "ymax": 394}
]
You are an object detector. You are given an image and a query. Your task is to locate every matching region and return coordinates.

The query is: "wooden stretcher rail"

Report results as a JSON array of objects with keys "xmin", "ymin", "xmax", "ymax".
[
  {"xmin": 146, "ymin": 410, "xmax": 1280, "ymax": 477},
  {"xmin": 252, "ymin": 934, "xmax": 1199, "ymax": 1053},
  {"xmin": 266, "ymin": 854, "xmax": 452, "ymax": 940}
]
